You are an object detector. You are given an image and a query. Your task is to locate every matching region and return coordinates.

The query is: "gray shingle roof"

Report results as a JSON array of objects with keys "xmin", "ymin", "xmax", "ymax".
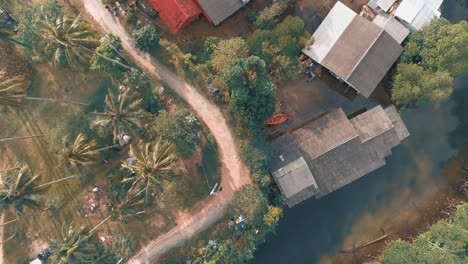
[
  {"xmin": 350, "ymin": 105, "xmax": 393, "ymax": 142},
  {"xmin": 384, "ymin": 105, "xmax": 410, "ymax": 140},
  {"xmin": 271, "ymin": 133, "xmax": 320, "ymax": 207},
  {"xmin": 292, "ymin": 108, "xmax": 358, "ymax": 159},
  {"xmin": 270, "ymin": 105, "xmax": 409, "ymax": 206},
  {"xmin": 196, "ymin": 0, "xmax": 244, "ymax": 25}
]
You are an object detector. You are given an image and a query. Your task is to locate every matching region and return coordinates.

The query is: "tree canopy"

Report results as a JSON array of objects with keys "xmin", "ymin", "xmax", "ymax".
[
  {"xmin": 132, "ymin": 25, "xmax": 160, "ymax": 53},
  {"xmin": 222, "ymin": 56, "xmax": 275, "ymax": 130},
  {"xmin": 391, "ymin": 63, "xmax": 453, "ymax": 107},
  {"xmin": 121, "ymin": 139, "xmax": 182, "ymax": 204},
  {"xmin": 383, "ymin": 203, "xmax": 468, "ymax": 264},
  {"xmin": 392, "ymin": 19, "xmax": 468, "ymax": 108},
  {"xmin": 90, "ymin": 34, "xmax": 127, "ymax": 79},
  {"xmin": 229, "ymin": 185, "xmax": 268, "ymax": 225},
  {"xmin": 210, "ymin": 37, "xmax": 250, "ymax": 73},
  {"xmin": 249, "ymin": 16, "xmax": 305, "ymax": 82},
  {"xmin": 254, "ymin": 0, "xmax": 291, "ymax": 30},
  {"xmin": 16, "ymin": 0, "xmax": 98, "ymax": 67},
  {"xmin": 153, "ymin": 108, "xmax": 201, "ymax": 157}
]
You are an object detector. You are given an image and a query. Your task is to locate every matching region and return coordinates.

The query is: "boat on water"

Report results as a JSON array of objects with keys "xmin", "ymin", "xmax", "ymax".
[{"xmin": 265, "ymin": 114, "xmax": 291, "ymax": 125}]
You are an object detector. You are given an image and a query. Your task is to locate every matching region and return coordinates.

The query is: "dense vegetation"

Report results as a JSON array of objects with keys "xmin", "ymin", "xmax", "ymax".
[
  {"xmin": 132, "ymin": 25, "xmax": 160, "ymax": 53},
  {"xmin": 1, "ymin": 0, "xmax": 213, "ymax": 262},
  {"xmin": 380, "ymin": 203, "xmax": 468, "ymax": 264},
  {"xmin": 392, "ymin": 19, "xmax": 468, "ymax": 108},
  {"xmin": 158, "ymin": 2, "xmax": 299, "ymax": 263},
  {"xmin": 195, "ymin": 15, "xmax": 307, "ymax": 133}
]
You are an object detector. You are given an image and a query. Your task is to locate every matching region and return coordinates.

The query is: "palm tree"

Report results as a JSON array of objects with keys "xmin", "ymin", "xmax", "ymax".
[
  {"xmin": 0, "ymin": 72, "xmax": 88, "ymax": 109},
  {"xmin": 0, "ymin": 164, "xmax": 44, "ymax": 216},
  {"xmin": 36, "ymin": 14, "xmax": 99, "ymax": 68},
  {"xmin": 91, "ymin": 88, "xmax": 148, "ymax": 144},
  {"xmin": 121, "ymin": 139, "xmax": 183, "ymax": 204},
  {"xmin": 110, "ymin": 185, "xmax": 146, "ymax": 222},
  {"xmin": 60, "ymin": 133, "xmax": 98, "ymax": 170},
  {"xmin": 0, "ymin": 164, "xmax": 80, "ymax": 217},
  {"xmin": 48, "ymin": 224, "xmax": 97, "ymax": 264}
]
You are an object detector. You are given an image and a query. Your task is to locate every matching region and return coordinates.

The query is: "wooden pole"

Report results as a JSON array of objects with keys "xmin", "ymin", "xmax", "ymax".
[
  {"xmin": 88, "ymin": 215, "xmax": 111, "ymax": 234},
  {"xmin": 0, "ymin": 135, "xmax": 44, "ymax": 143},
  {"xmin": 340, "ymin": 235, "xmax": 388, "ymax": 253},
  {"xmin": 24, "ymin": 97, "xmax": 89, "ymax": 106},
  {"xmin": 93, "ymin": 144, "xmax": 120, "ymax": 153},
  {"xmin": 34, "ymin": 175, "xmax": 81, "ymax": 189},
  {"xmin": 0, "ymin": 218, "xmax": 19, "ymax": 227}
]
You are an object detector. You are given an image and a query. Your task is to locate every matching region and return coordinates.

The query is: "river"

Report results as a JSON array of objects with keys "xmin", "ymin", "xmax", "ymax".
[{"xmin": 253, "ymin": 1, "xmax": 468, "ymax": 263}]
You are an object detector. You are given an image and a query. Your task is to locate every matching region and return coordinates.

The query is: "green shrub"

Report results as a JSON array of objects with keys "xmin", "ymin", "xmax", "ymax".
[{"xmin": 132, "ymin": 25, "xmax": 160, "ymax": 53}]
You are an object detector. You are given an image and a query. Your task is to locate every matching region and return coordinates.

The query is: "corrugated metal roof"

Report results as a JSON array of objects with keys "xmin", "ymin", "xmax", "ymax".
[
  {"xmin": 303, "ymin": 1, "xmax": 403, "ymax": 98},
  {"xmin": 149, "ymin": 0, "xmax": 202, "ymax": 33},
  {"xmin": 411, "ymin": 4, "xmax": 441, "ymax": 30},
  {"xmin": 368, "ymin": 0, "xmax": 379, "ymax": 10},
  {"xmin": 321, "ymin": 15, "xmax": 383, "ymax": 82},
  {"xmin": 428, "ymin": 0, "xmax": 444, "ymax": 9},
  {"xmin": 196, "ymin": 0, "xmax": 244, "ymax": 25},
  {"xmin": 302, "ymin": 1, "xmax": 355, "ymax": 62},
  {"xmin": 395, "ymin": 0, "xmax": 441, "ymax": 31},
  {"xmin": 377, "ymin": 0, "xmax": 396, "ymax": 11},
  {"xmin": 373, "ymin": 13, "xmax": 410, "ymax": 44},
  {"xmin": 346, "ymin": 31, "xmax": 403, "ymax": 97}
]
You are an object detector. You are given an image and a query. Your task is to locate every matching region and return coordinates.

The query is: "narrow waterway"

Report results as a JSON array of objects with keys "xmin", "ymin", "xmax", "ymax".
[{"xmin": 253, "ymin": 1, "xmax": 468, "ymax": 263}]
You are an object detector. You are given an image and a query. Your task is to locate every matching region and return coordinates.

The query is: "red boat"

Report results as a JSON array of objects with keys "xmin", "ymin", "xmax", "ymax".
[{"xmin": 265, "ymin": 114, "xmax": 291, "ymax": 125}]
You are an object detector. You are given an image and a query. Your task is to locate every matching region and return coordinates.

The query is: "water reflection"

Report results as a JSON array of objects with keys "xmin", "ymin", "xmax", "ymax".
[
  {"xmin": 253, "ymin": 0, "xmax": 467, "ymax": 261},
  {"xmin": 254, "ymin": 94, "xmax": 459, "ymax": 263}
]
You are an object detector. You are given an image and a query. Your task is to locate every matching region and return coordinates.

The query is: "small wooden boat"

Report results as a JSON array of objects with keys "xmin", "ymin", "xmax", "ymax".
[{"xmin": 265, "ymin": 114, "xmax": 291, "ymax": 125}]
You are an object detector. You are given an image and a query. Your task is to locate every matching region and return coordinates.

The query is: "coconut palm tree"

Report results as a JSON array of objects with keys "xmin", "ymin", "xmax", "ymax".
[
  {"xmin": 0, "ymin": 164, "xmax": 44, "ymax": 216},
  {"xmin": 121, "ymin": 139, "xmax": 183, "ymax": 204},
  {"xmin": 110, "ymin": 185, "xmax": 146, "ymax": 222},
  {"xmin": 60, "ymin": 133, "xmax": 98, "ymax": 170},
  {"xmin": 36, "ymin": 13, "xmax": 99, "ymax": 68},
  {"xmin": 91, "ymin": 88, "xmax": 148, "ymax": 144},
  {"xmin": 48, "ymin": 224, "xmax": 97, "ymax": 264},
  {"xmin": 0, "ymin": 164, "xmax": 80, "ymax": 217},
  {"xmin": 85, "ymin": 184, "xmax": 147, "ymax": 230},
  {"xmin": 0, "ymin": 72, "xmax": 88, "ymax": 109}
]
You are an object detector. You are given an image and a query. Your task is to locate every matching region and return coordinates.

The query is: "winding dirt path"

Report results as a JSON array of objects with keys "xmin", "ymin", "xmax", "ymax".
[{"xmin": 80, "ymin": 0, "xmax": 250, "ymax": 263}]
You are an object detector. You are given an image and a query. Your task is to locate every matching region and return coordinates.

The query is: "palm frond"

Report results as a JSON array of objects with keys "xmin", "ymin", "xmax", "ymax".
[{"xmin": 121, "ymin": 138, "xmax": 182, "ymax": 204}]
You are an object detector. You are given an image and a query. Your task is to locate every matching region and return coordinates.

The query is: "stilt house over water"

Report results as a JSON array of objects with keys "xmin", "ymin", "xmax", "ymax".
[
  {"xmin": 302, "ymin": 1, "xmax": 405, "ymax": 98},
  {"xmin": 270, "ymin": 106, "xmax": 410, "ymax": 207}
]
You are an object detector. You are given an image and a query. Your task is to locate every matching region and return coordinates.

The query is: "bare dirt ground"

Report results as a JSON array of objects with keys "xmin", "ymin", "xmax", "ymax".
[{"xmin": 79, "ymin": 0, "xmax": 250, "ymax": 263}]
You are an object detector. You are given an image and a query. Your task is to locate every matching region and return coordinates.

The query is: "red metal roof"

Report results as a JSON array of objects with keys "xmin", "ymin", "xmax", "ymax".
[{"xmin": 148, "ymin": 0, "xmax": 202, "ymax": 33}]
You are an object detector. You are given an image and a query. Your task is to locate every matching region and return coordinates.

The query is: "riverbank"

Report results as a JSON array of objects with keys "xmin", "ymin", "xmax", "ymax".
[{"xmin": 254, "ymin": 0, "xmax": 468, "ymax": 261}]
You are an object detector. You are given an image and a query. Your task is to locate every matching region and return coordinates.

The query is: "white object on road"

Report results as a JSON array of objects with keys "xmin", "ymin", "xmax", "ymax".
[{"xmin": 209, "ymin": 183, "xmax": 219, "ymax": 196}]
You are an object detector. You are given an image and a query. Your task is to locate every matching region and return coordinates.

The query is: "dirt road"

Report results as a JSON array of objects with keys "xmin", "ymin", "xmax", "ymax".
[{"xmin": 80, "ymin": 0, "xmax": 250, "ymax": 263}]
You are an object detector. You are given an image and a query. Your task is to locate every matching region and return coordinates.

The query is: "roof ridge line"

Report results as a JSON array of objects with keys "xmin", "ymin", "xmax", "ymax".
[{"xmin": 345, "ymin": 28, "xmax": 385, "ymax": 82}]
